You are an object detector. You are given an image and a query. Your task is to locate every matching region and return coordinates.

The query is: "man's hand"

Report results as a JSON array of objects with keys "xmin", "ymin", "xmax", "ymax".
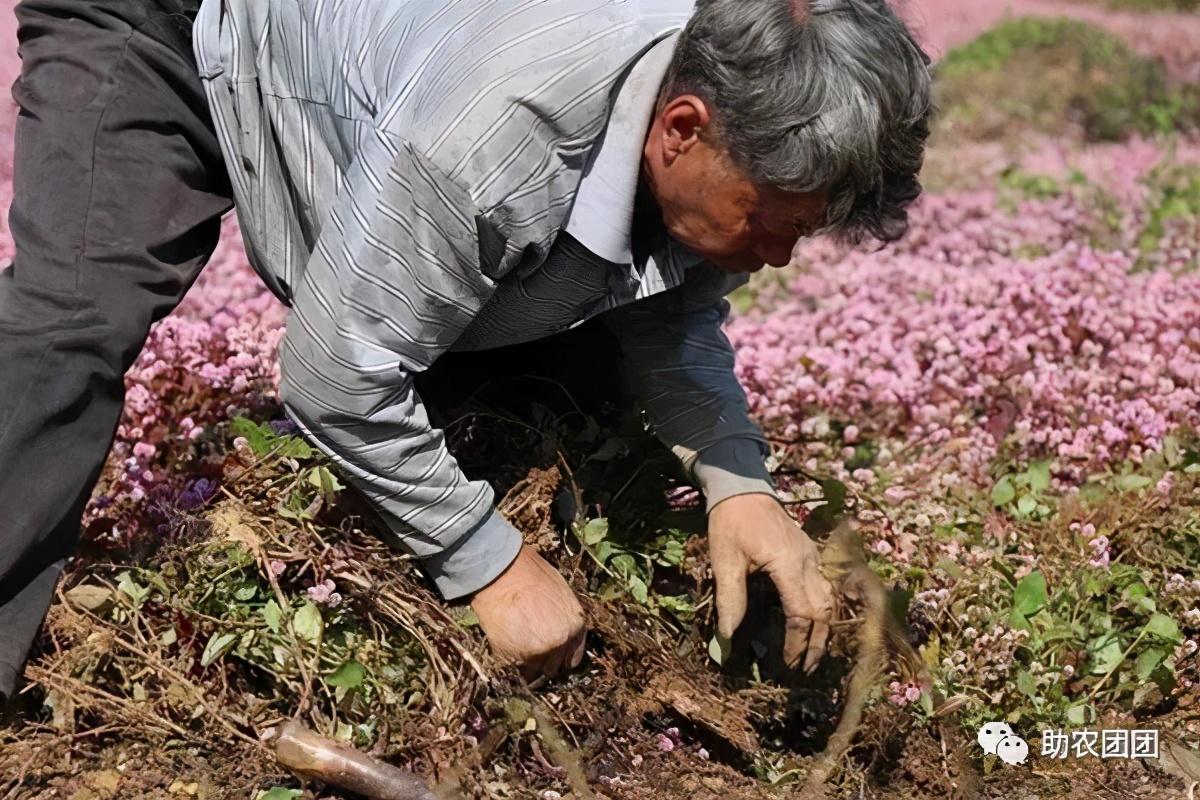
[
  {"xmin": 470, "ymin": 544, "xmax": 587, "ymax": 682},
  {"xmin": 708, "ymin": 494, "xmax": 835, "ymax": 673}
]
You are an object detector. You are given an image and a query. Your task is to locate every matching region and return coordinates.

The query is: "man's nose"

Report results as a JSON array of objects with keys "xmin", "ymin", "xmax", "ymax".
[{"xmin": 754, "ymin": 238, "xmax": 796, "ymax": 268}]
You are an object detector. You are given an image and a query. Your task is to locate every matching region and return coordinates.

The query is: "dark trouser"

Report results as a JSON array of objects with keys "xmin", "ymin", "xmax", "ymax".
[{"xmin": 0, "ymin": 0, "xmax": 231, "ymax": 698}]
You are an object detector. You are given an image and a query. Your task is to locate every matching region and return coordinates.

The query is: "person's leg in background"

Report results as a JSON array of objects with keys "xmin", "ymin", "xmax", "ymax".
[{"xmin": 0, "ymin": 0, "xmax": 232, "ymax": 700}]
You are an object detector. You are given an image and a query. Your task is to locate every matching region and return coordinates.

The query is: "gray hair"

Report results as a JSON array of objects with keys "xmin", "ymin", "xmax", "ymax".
[{"xmin": 664, "ymin": 0, "xmax": 934, "ymax": 244}]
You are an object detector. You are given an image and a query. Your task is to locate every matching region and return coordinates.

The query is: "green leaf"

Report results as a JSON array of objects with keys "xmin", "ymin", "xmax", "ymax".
[
  {"xmin": 200, "ymin": 631, "xmax": 239, "ymax": 667},
  {"xmin": 610, "ymin": 553, "xmax": 638, "ymax": 578},
  {"xmin": 275, "ymin": 436, "xmax": 315, "ymax": 460},
  {"xmin": 582, "ymin": 518, "xmax": 609, "ymax": 546},
  {"xmin": 1079, "ymin": 482, "xmax": 1109, "ymax": 504},
  {"xmin": 991, "ymin": 476, "xmax": 1017, "ymax": 506},
  {"xmin": 1164, "ymin": 436, "xmax": 1182, "ymax": 467},
  {"xmin": 819, "ymin": 478, "xmax": 848, "ymax": 512},
  {"xmin": 326, "ymin": 660, "xmax": 366, "ymax": 690},
  {"xmin": 656, "ymin": 594, "xmax": 695, "ymax": 619},
  {"xmin": 592, "ymin": 539, "xmax": 616, "ymax": 566},
  {"xmin": 262, "ymin": 600, "xmax": 282, "ymax": 634},
  {"xmin": 1144, "ymin": 613, "xmax": 1183, "ymax": 643},
  {"xmin": 626, "ymin": 576, "xmax": 649, "ymax": 605},
  {"xmin": 1088, "ymin": 632, "xmax": 1124, "ymax": 675},
  {"xmin": 652, "ymin": 536, "xmax": 686, "ymax": 568},
  {"xmin": 291, "ymin": 602, "xmax": 323, "ymax": 644},
  {"xmin": 117, "ymin": 572, "xmax": 151, "ymax": 608},
  {"xmin": 256, "ymin": 789, "xmax": 302, "ymax": 800},
  {"xmin": 231, "ymin": 418, "xmax": 314, "ymax": 459},
  {"xmin": 231, "ymin": 417, "xmax": 274, "ymax": 456},
  {"xmin": 1027, "ymin": 461, "xmax": 1051, "ymax": 493},
  {"xmin": 1115, "ymin": 473, "xmax": 1153, "ymax": 492},
  {"xmin": 708, "ymin": 634, "xmax": 732, "ymax": 666},
  {"xmin": 1012, "ymin": 571, "xmax": 1048, "ymax": 618},
  {"xmin": 1016, "ymin": 669, "xmax": 1037, "ymax": 698},
  {"xmin": 1136, "ymin": 647, "xmax": 1168, "ymax": 682},
  {"xmin": 234, "ymin": 583, "xmax": 258, "ymax": 602},
  {"xmin": 307, "ymin": 465, "xmax": 344, "ymax": 494},
  {"xmin": 1016, "ymin": 494, "xmax": 1038, "ymax": 516},
  {"xmin": 1009, "ymin": 608, "xmax": 1032, "ymax": 631},
  {"xmin": 1066, "ymin": 704, "xmax": 1089, "ymax": 726}
]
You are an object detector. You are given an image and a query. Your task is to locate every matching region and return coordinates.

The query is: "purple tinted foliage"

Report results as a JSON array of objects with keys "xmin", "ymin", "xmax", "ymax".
[
  {"xmin": 177, "ymin": 477, "xmax": 219, "ymax": 511},
  {"xmin": 269, "ymin": 418, "xmax": 300, "ymax": 436}
]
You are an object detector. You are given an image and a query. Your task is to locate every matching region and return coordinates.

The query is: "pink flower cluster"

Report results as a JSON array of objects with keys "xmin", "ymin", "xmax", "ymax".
[
  {"xmin": 887, "ymin": 680, "xmax": 924, "ymax": 707},
  {"xmin": 730, "ymin": 137, "xmax": 1200, "ymax": 488},
  {"xmin": 306, "ymin": 578, "xmax": 343, "ymax": 606},
  {"xmin": 93, "ymin": 226, "xmax": 285, "ymax": 535}
]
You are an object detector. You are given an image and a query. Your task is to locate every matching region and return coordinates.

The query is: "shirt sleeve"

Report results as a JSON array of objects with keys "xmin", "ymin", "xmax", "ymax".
[
  {"xmin": 278, "ymin": 132, "xmax": 522, "ymax": 600},
  {"xmin": 600, "ymin": 264, "xmax": 777, "ymax": 511}
]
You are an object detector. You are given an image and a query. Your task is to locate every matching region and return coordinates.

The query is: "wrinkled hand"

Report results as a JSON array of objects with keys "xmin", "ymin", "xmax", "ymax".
[
  {"xmin": 470, "ymin": 544, "xmax": 587, "ymax": 682},
  {"xmin": 708, "ymin": 494, "xmax": 835, "ymax": 673}
]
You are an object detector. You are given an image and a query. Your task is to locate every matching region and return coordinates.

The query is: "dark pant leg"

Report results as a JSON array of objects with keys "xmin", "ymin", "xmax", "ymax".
[{"xmin": 0, "ymin": 0, "xmax": 232, "ymax": 698}]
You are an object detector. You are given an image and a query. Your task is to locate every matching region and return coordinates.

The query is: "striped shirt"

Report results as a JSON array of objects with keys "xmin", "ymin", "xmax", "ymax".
[{"xmin": 194, "ymin": 0, "xmax": 775, "ymax": 599}]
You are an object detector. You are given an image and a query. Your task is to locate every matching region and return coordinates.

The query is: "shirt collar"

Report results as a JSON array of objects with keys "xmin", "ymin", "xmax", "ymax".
[{"xmin": 564, "ymin": 31, "xmax": 680, "ymax": 266}]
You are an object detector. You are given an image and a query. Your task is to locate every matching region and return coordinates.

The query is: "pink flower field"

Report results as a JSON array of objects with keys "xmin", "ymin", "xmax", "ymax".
[{"xmin": 3, "ymin": 2, "xmax": 1200, "ymax": 798}]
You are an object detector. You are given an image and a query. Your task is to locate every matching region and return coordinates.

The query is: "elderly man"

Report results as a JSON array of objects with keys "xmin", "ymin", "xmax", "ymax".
[
  {"xmin": 0, "ymin": 0, "xmax": 930, "ymax": 697},
  {"xmin": 194, "ymin": 0, "xmax": 932, "ymax": 677}
]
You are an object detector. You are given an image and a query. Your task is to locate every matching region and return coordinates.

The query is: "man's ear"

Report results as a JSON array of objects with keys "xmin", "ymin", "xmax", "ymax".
[{"xmin": 658, "ymin": 94, "xmax": 712, "ymax": 163}]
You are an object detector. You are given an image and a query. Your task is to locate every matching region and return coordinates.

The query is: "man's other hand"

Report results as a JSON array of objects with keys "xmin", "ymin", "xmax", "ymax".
[
  {"xmin": 708, "ymin": 494, "xmax": 835, "ymax": 673},
  {"xmin": 470, "ymin": 544, "xmax": 587, "ymax": 682}
]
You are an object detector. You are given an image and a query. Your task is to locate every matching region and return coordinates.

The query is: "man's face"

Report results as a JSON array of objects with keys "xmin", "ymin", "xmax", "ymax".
[{"xmin": 643, "ymin": 94, "xmax": 828, "ymax": 273}]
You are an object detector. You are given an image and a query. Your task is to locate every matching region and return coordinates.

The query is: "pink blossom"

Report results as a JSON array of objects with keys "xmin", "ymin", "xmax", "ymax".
[
  {"xmin": 306, "ymin": 579, "xmax": 342, "ymax": 607},
  {"xmin": 887, "ymin": 680, "xmax": 925, "ymax": 707},
  {"xmin": 1088, "ymin": 535, "xmax": 1112, "ymax": 569},
  {"xmin": 730, "ymin": 137, "xmax": 1200, "ymax": 492}
]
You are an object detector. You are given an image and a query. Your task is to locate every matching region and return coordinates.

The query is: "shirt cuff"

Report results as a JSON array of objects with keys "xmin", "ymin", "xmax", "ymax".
[
  {"xmin": 692, "ymin": 438, "xmax": 777, "ymax": 512},
  {"xmin": 420, "ymin": 510, "xmax": 524, "ymax": 600}
]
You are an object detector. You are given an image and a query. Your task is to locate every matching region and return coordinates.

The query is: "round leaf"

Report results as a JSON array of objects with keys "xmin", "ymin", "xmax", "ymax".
[{"xmin": 292, "ymin": 602, "xmax": 324, "ymax": 644}]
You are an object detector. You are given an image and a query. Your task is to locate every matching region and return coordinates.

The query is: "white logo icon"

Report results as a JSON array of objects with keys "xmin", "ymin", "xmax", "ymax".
[
  {"xmin": 996, "ymin": 735, "xmax": 1029, "ymax": 765},
  {"xmin": 978, "ymin": 722, "xmax": 1029, "ymax": 765},
  {"xmin": 977, "ymin": 722, "xmax": 1016, "ymax": 755}
]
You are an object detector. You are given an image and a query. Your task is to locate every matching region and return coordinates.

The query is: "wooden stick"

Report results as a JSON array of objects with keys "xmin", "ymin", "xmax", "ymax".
[{"xmin": 270, "ymin": 720, "xmax": 451, "ymax": 800}]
